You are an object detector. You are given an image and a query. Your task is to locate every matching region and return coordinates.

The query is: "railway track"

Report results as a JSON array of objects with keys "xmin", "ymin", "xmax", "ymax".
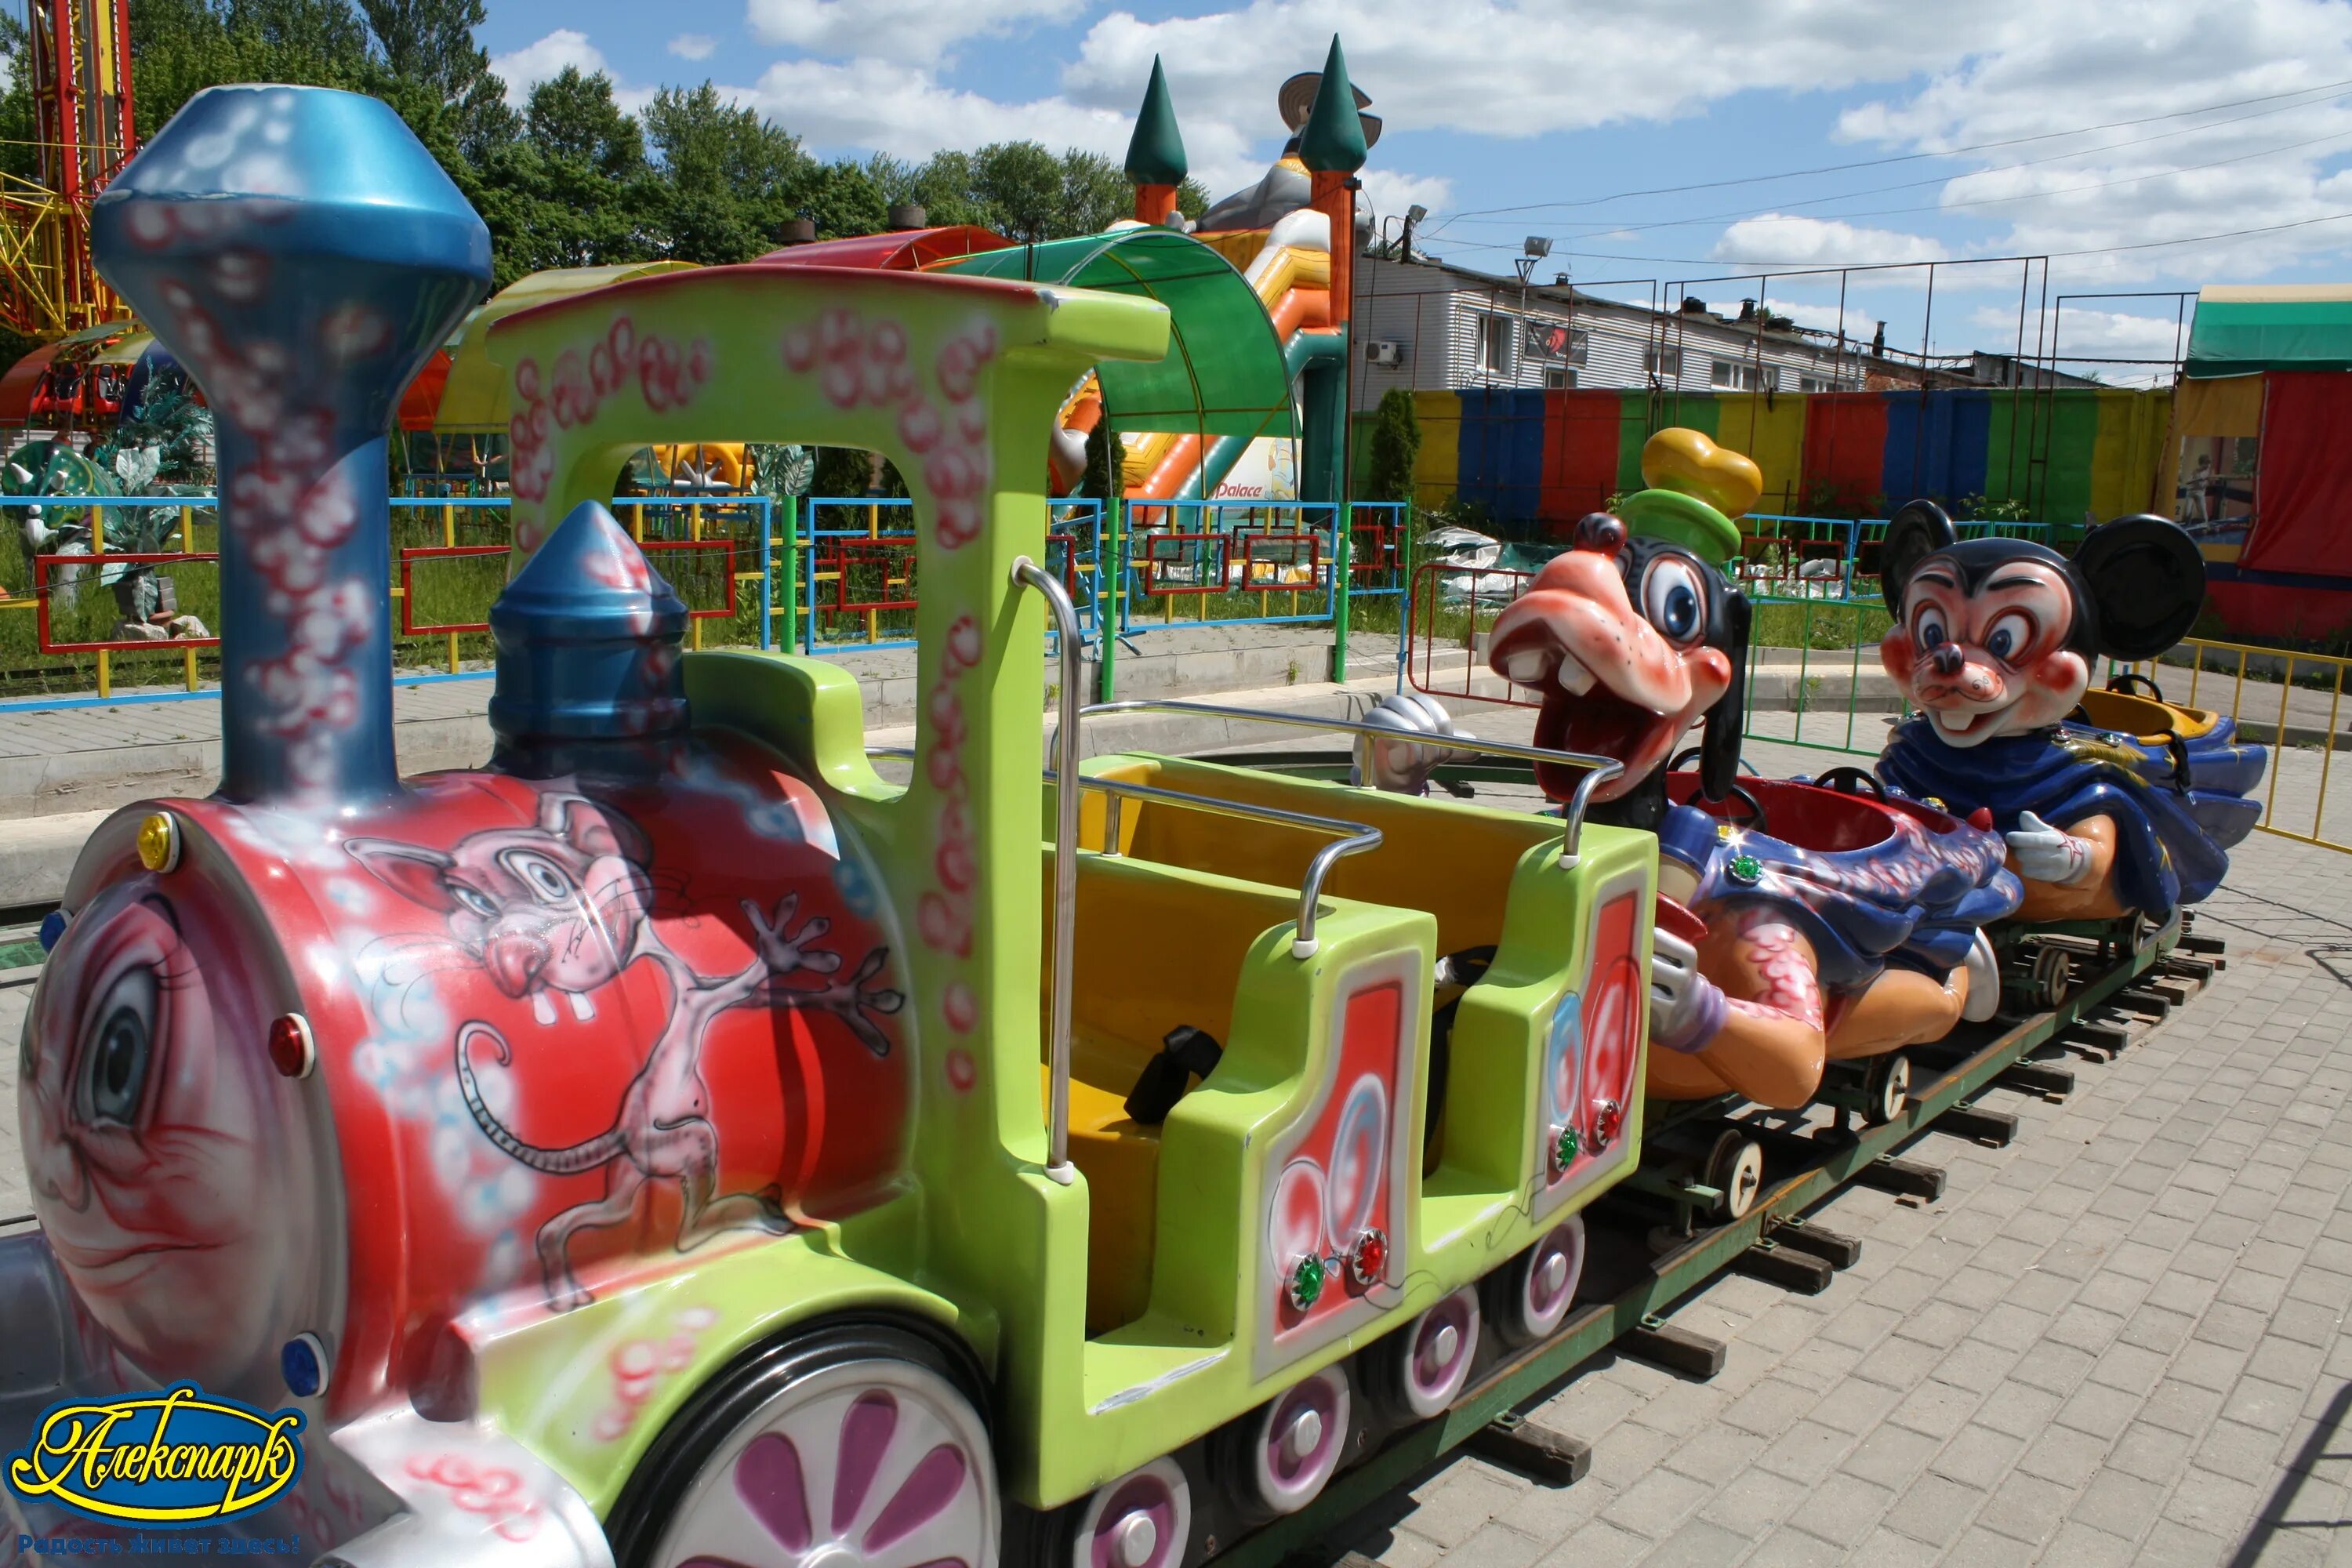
[{"xmin": 1218, "ymin": 914, "xmax": 2215, "ymax": 1568}]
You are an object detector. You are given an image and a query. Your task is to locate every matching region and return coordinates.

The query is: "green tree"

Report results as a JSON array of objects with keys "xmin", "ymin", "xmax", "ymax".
[
  {"xmin": 526, "ymin": 67, "xmax": 644, "ymax": 177},
  {"xmin": 476, "ymin": 68, "xmax": 648, "ymax": 279},
  {"xmin": 356, "ymin": 0, "xmax": 517, "ymax": 159},
  {"xmin": 643, "ymin": 82, "xmax": 809, "ymax": 263},
  {"xmin": 1056, "ymin": 149, "xmax": 1131, "ymax": 238},
  {"xmin": 970, "ymin": 140, "xmax": 1062, "ymax": 242},
  {"xmin": 1366, "ymin": 387, "xmax": 1421, "ymax": 503}
]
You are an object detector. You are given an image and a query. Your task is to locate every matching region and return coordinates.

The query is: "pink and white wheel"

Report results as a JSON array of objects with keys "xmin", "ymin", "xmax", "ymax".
[
  {"xmin": 1069, "ymin": 1457, "xmax": 1189, "ymax": 1568},
  {"xmin": 1237, "ymin": 1367, "xmax": 1350, "ymax": 1515},
  {"xmin": 1491, "ymin": 1217, "xmax": 1586, "ymax": 1345},
  {"xmin": 1392, "ymin": 1287, "xmax": 1481, "ymax": 1418},
  {"xmin": 644, "ymin": 1352, "xmax": 998, "ymax": 1568}
]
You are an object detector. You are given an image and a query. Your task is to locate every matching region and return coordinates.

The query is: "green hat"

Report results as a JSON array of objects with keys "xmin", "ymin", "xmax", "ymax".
[{"xmin": 1618, "ymin": 488, "xmax": 1741, "ymax": 566}]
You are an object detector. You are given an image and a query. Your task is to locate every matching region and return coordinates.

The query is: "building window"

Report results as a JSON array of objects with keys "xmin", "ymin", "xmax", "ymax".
[
  {"xmin": 1544, "ymin": 365, "xmax": 1577, "ymax": 389},
  {"xmin": 1709, "ymin": 359, "xmax": 1766, "ymax": 390},
  {"xmin": 1475, "ymin": 311, "xmax": 1512, "ymax": 376},
  {"xmin": 1519, "ymin": 318, "xmax": 1587, "ymax": 370},
  {"xmin": 1644, "ymin": 344, "xmax": 1682, "ymax": 379},
  {"xmin": 1798, "ymin": 374, "xmax": 1835, "ymax": 393}
]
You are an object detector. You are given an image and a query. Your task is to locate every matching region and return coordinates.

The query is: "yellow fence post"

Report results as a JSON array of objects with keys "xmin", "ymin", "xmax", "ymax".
[
  {"xmin": 864, "ymin": 500, "xmax": 880, "ymax": 646},
  {"xmin": 690, "ymin": 500, "xmax": 705, "ymax": 652},
  {"xmin": 441, "ymin": 500, "xmax": 459, "ymax": 674},
  {"xmin": 180, "ymin": 503, "xmax": 198, "ymax": 691}
]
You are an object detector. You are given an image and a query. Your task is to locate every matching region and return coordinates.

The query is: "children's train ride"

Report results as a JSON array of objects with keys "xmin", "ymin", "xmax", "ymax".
[{"xmin": 1, "ymin": 87, "xmax": 2260, "ymax": 1568}]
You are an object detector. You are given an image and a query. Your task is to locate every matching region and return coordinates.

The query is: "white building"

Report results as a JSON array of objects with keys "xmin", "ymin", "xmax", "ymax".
[{"xmin": 1350, "ymin": 252, "xmax": 1874, "ymax": 409}]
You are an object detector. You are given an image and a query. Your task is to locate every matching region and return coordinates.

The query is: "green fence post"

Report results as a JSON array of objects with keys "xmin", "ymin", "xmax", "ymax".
[
  {"xmin": 779, "ymin": 493, "xmax": 798, "ymax": 656},
  {"xmin": 1097, "ymin": 493, "xmax": 1122, "ymax": 703}
]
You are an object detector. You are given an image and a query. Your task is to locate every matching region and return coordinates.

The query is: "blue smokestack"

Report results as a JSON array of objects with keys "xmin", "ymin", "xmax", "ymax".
[
  {"xmin": 488, "ymin": 500, "xmax": 689, "ymax": 779},
  {"xmin": 91, "ymin": 86, "xmax": 490, "ymax": 806}
]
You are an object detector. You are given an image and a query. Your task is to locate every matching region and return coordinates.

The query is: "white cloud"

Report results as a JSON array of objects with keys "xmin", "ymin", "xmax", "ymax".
[
  {"xmin": 747, "ymin": 0, "xmax": 1087, "ymax": 65},
  {"xmin": 1713, "ymin": 216, "xmax": 1948, "ymax": 269},
  {"xmin": 1359, "ymin": 170, "xmax": 1454, "ymax": 227},
  {"xmin": 491, "ymin": 30, "xmax": 612, "ymax": 106},
  {"xmin": 669, "ymin": 34, "xmax": 717, "ymax": 60}
]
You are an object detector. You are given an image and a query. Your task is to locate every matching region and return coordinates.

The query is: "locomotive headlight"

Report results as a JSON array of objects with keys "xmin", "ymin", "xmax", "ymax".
[{"xmin": 136, "ymin": 811, "xmax": 180, "ymax": 873}]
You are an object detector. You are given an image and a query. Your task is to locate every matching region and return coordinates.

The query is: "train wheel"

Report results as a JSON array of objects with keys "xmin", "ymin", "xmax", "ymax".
[
  {"xmin": 2035, "ymin": 945, "xmax": 2073, "ymax": 1007},
  {"xmin": 1705, "ymin": 1132, "xmax": 1765, "ymax": 1221},
  {"xmin": 1066, "ymin": 1457, "xmax": 1189, "ymax": 1568},
  {"xmin": 1222, "ymin": 1367, "xmax": 1350, "ymax": 1517},
  {"xmin": 1486, "ymin": 1217, "xmax": 1586, "ymax": 1346},
  {"xmin": 1383, "ymin": 1287, "xmax": 1482, "ymax": 1419},
  {"xmin": 609, "ymin": 1322, "xmax": 998, "ymax": 1568},
  {"xmin": 1863, "ymin": 1053, "xmax": 1911, "ymax": 1127}
]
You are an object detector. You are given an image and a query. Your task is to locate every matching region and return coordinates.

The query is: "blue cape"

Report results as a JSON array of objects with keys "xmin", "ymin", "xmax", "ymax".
[
  {"xmin": 1658, "ymin": 793, "xmax": 2021, "ymax": 991},
  {"xmin": 1878, "ymin": 718, "xmax": 2238, "ymax": 920},
  {"xmin": 2058, "ymin": 713, "xmax": 2266, "ymax": 852}
]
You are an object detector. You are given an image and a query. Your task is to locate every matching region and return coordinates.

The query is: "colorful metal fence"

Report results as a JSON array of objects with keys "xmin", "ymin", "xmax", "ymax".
[{"xmin": 0, "ymin": 492, "xmax": 771, "ymax": 708}]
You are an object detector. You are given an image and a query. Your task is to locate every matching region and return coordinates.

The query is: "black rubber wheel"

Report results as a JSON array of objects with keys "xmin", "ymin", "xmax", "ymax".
[{"xmin": 605, "ymin": 1315, "xmax": 996, "ymax": 1568}]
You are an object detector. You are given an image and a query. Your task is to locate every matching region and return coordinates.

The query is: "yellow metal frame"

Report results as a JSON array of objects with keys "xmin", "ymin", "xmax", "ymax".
[{"xmin": 2117, "ymin": 635, "xmax": 2352, "ymax": 855}]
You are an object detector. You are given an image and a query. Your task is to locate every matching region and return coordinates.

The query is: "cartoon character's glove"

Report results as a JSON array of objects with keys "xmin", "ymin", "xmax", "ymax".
[
  {"xmin": 1650, "ymin": 924, "xmax": 1727, "ymax": 1054},
  {"xmin": 1361, "ymin": 691, "xmax": 1477, "ymax": 795},
  {"xmin": 1961, "ymin": 928, "xmax": 2001, "ymax": 1022},
  {"xmin": 2006, "ymin": 811, "xmax": 2095, "ymax": 886}
]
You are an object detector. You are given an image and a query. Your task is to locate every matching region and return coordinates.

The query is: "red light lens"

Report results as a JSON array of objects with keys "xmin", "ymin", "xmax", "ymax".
[{"xmin": 268, "ymin": 1014, "xmax": 314, "ymax": 1078}]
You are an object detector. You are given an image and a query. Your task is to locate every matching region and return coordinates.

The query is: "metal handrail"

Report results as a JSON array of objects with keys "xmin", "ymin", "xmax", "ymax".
[
  {"xmin": 1013, "ymin": 555, "xmax": 1085, "ymax": 1187},
  {"xmin": 1047, "ymin": 770, "xmax": 1382, "ymax": 960},
  {"xmin": 1073, "ymin": 699, "xmax": 1625, "ymax": 868},
  {"xmin": 865, "ymin": 746, "xmax": 1381, "ymax": 956}
]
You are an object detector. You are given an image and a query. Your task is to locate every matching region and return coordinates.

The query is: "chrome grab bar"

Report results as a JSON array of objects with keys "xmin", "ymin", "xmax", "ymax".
[
  {"xmin": 1013, "ymin": 555, "xmax": 1085, "ymax": 1187},
  {"xmin": 1045, "ymin": 770, "xmax": 1382, "ymax": 960},
  {"xmin": 866, "ymin": 748, "xmax": 1381, "ymax": 954},
  {"xmin": 1075, "ymin": 699, "xmax": 1624, "ymax": 868}
]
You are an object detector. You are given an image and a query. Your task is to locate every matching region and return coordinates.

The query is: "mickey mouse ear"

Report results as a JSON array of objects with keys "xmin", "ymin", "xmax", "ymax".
[
  {"xmin": 1878, "ymin": 499, "xmax": 1958, "ymax": 619},
  {"xmin": 2070, "ymin": 514, "xmax": 2205, "ymax": 660}
]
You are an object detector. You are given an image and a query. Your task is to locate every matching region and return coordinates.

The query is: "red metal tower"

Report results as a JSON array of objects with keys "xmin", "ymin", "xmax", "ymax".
[{"xmin": 0, "ymin": 0, "xmax": 136, "ymax": 337}]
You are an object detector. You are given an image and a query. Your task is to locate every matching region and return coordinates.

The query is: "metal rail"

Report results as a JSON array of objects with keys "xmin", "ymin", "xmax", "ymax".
[
  {"xmin": 1219, "ymin": 917, "xmax": 2188, "ymax": 1568},
  {"xmin": 1047, "ymin": 771, "xmax": 1383, "ymax": 960},
  {"xmin": 1014, "ymin": 555, "xmax": 1086, "ymax": 1186},
  {"xmin": 1075, "ymin": 699, "xmax": 1626, "ymax": 867},
  {"xmin": 866, "ymin": 747, "xmax": 1385, "ymax": 955}
]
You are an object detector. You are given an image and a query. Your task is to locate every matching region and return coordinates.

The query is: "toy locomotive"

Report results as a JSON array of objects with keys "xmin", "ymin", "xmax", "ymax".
[
  {"xmin": 1, "ymin": 86, "xmax": 2262, "ymax": 1568},
  {"xmin": 3, "ymin": 88, "xmax": 1657, "ymax": 1568}
]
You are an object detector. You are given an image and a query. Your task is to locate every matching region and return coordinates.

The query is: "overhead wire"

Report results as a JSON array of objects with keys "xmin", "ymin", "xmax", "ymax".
[
  {"xmin": 1428, "ymin": 74, "xmax": 2352, "ymax": 228},
  {"xmin": 1433, "ymin": 107, "xmax": 2352, "ymax": 242}
]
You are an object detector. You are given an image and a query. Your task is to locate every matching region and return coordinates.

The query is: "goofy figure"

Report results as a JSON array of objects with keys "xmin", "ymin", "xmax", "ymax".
[
  {"xmin": 1874, "ymin": 502, "xmax": 2257, "ymax": 924},
  {"xmin": 1369, "ymin": 431, "xmax": 2018, "ymax": 1110}
]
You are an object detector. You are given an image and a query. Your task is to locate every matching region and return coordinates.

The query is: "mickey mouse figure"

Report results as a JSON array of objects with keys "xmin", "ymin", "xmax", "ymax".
[{"xmin": 1875, "ymin": 501, "xmax": 2230, "ymax": 924}]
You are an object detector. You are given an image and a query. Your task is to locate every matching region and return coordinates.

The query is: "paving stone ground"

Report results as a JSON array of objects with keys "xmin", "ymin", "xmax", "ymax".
[{"xmin": 1331, "ymin": 781, "xmax": 2352, "ymax": 1568}]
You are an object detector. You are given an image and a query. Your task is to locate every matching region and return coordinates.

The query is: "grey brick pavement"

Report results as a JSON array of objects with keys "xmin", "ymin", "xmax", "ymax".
[{"xmin": 1341, "ymin": 816, "xmax": 2352, "ymax": 1567}]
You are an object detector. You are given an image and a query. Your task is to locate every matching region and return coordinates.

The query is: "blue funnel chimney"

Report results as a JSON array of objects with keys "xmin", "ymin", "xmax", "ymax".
[
  {"xmin": 92, "ymin": 86, "xmax": 490, "ymax": 806},
  {"xmin": 488, "ymin": 500, "xmax": 689, "ymax": 780}
]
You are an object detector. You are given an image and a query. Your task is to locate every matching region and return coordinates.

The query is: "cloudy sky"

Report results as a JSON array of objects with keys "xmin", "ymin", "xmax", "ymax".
[{"xmin": 481, "ymin": 0, "xmax": 2352, "ymax": 383}]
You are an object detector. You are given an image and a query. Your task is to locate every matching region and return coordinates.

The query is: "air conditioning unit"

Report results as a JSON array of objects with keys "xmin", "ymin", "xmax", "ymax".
[{"xmin": 1364, "ymin": 339, "xmax": 1406, "ymax": 368}]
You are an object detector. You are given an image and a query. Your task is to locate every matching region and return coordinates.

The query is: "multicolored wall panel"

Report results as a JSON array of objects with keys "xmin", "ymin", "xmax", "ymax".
[{"xmin": 1356, "ymin": 386, "xmax": 2174, "ymax": 538}]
